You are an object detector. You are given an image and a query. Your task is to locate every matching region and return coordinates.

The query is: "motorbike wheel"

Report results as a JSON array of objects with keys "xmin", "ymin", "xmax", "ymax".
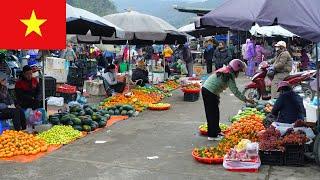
[
  {"xmin": 313, "ymin": 134, "xmax": 320, "ymax": 165},
  {"xmin": 242, "ymin": 88, "xmax": 261, "ymax": 101}
]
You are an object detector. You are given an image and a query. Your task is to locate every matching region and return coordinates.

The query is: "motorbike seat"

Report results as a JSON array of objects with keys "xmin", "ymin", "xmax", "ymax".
[{"xmin": 284, "ymin": 73, "xmax": 303, "ymax": 81}]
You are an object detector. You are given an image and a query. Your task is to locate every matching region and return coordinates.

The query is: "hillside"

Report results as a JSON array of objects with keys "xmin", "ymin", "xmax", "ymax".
[
  {"xmin": 114, "ymin": 0, "xmax": 225, "ymax": 28},
  {"xmin": 67, "ymin": 0, "xmax": 117, "ymax": 16}
]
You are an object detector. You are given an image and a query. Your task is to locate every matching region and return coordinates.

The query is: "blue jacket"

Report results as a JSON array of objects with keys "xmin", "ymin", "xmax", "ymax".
[{"xmin": 271, "ymin": 91, "xmax": 306, "ymax": 124}]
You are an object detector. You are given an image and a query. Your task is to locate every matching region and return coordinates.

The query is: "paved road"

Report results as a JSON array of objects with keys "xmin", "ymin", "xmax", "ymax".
[{"xmin": 1, "ymin": 76, "xmax": 320, "ymax": 180}]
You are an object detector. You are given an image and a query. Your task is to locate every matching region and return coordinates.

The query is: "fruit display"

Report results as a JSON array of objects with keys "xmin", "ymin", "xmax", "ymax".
[
  {"xmin": 148, "ymin": 103, "xmax": 171, "ymax": 111},
  {"xmin": 263, "ymin": 103, "xmax": 273, "ymax": 113},
  {"xmin": 258, "ymin": 126, "xmax": 285, "ymax": 151},
  {"xmin": 217, "ymin": 114, "xmax": 265, "ymax": 155},
  {"xmin": 37, "ymin": 125, "xmax": 82, "ymax": 145},
  {"xmin": 0, "ymin": 130, "xmax": 48, "ymax": 158},
  {"xmin": 192, "ymin": 147, "xmax": 224, "ymax": 164},
  {"xmin": 198, "ymin": 123, "xmax": 229, "ymax": 135},
  {"xmin": 231, "ymin": 108, "xmax": 265, "ymax": 123},
  {"xmin": 181, "ymin": 83, "xmax": 201, "ymax": 93},
  {"xmin": 49, "ymin": 105, "xmax": 110, "ymax": 132},
  {"xmin": 155, "ymin": 80, "xmax": 180, "ymax": 92},
  {"xmin": 281, "ymin": 129, "xmax": 308, "ymax": 145}
]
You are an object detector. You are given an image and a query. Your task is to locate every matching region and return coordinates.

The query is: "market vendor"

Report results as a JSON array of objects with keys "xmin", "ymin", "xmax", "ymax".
[
  {"xmin": 271, "ymin": 81, "xmax": 305, "ymax": 124},
  {"xmin": 202, "ymin": 59, "xmax": 254, "ymax": 141},
  {"xmin": 132, "ymin": 60, "xmax": 149, "ymax": 87},
  {"xmin": 102, "ymin": 64, "xmax": 125, "ymax": 93},
  {"xmin": 0, "ymin": 72, "xmax": 27, "ymax": 130},
  {"xmin": 15, "ymin": 65, "xmax": 42, "ymax": 110}
]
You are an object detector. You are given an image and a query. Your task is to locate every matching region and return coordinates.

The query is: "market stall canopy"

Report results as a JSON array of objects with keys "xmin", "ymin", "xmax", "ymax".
[
  {"xmin": 200, "ymin": 0, "xmax": 265, "ymax": 31},
  {"xmin": 66, "ymin": 4, "xmax": 125, "ymax": 38},
  {"xmin": 249, "ymin": 24, "xmax": 297, "ymax": 37},
  {"xmin": 103, "ymin": 11, "xmax": 187, "ymax": 43},
  {"xmin": 179, "ymin": 23, "xmax": 228, "ymax": 38},
  {"xmin": 255, "ymin": 0, "xmax": 320, "ymax": 42}
]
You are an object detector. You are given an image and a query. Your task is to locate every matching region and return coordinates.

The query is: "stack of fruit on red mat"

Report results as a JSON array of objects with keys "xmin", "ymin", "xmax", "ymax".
[
  {"xmin": 193, "ymin": 114, "xmax": 265, "ymax": 164},
  {"xmin": 0, "ymin": 130, "xmax": 48, "ymax": 158},
  {"xmin": 155, "ymin": 80, "xmax": 180, "ymax": 92},
  {"xmin": 181, "ymin": 83, "xmax": 201, "ymax": 93},
  {"xmin": 49, "ymin": 104, "xmax": 113, "ymax": 132},
  {"xmin": 37, "ymin": 125, "xmax": 83, "ymax": 145}
]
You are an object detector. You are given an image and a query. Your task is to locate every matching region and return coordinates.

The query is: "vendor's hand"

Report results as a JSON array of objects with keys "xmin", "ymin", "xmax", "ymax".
[{"xmin": 246, "ymin": 98, "xmax": 256, "ymax": 104}]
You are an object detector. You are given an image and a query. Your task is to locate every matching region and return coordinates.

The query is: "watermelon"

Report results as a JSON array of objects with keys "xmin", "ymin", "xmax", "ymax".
[
  {"xmin": 114, "ymin": 109, "xmax": 120, "ymax": 115},
  {"xmin": 72, "ymin": 125, "xmax": 83, "ymax": 131},
  {"xmin": 50, "ymin": 117, "xmax": 60, "ymax": 125},
  {"xmin": 98, "ymin": 120, "xmax": 107, "ymax": 128},
  {"xmin": 127, "ymin": 110, "xmax": 134, "ymax": 117},
  {"xmin": 105, "ymin": 114, "xmax": 111, "ymax": 120},
  {"xmin": 72, "ymin": 118, "xmax": 82, "ymax": 125},
  {"xmin": 82, "ymin": 125, "xmax": 91, "ymax": 132},
  {"xmin": 108, "ymin": 110, "xmax": 115, "ymax": 115},
  {"xmin": 121, "ymin": 110, "xmax": 127, "ymax": 116}
]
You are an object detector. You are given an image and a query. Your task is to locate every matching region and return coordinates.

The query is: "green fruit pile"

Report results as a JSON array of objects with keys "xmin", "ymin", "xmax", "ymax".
[
  {"xmin": 231, "ymin": 108, "xmax": 265, "ymax": 123},
  {"xmin": 37, "ymin": 125, "xmax": 82, "ymax": 145}
]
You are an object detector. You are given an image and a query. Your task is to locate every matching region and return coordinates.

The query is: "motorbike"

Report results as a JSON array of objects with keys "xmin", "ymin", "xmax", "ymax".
[{"xmin": 243, "ymin": 61, "xmax": 316, "ymax": 100}]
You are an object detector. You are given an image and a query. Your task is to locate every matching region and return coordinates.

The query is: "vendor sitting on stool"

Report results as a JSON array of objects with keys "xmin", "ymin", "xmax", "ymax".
[
  {"xmin": 271, "ymin": 81, "xmax": 306, "ymax": 124},
  {"xmin": 15, "ymin": 65, "xmax": 42, "ymax": 110},
  {"xmin": 132, "ymin": 60, "xmax": 149, "ymax": 87},
  {"xmin": 102, "ymin": 64, "xmax": 125, "ymax": 93},
  {"xmin": 0, "ymin": 72, "xmax": 27, "ymax": 130}
]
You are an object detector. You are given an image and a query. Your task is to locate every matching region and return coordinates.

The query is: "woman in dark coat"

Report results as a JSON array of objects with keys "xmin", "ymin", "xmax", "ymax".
[
  {"xmin": 132, "ymin": 61, "xmax": 149, "ymax": 86},
  {"xmin": 213, "ymin": 41, "xmax": 232, "ymax": 70}
]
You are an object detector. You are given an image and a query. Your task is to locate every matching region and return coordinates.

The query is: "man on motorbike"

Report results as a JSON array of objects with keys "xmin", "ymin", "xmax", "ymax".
[
  {"xmin": 271, "ymin": 81, "xmax": 305, "ymax": 124},
  {"xmin": 270, "ymin": 41, "xmax": 292, "ymax": 98}
]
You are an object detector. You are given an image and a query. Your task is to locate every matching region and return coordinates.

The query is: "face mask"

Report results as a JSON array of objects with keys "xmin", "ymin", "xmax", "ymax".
[{"xmin": 275, "ymin": 47, "xmax": 280, "ymax": 51}]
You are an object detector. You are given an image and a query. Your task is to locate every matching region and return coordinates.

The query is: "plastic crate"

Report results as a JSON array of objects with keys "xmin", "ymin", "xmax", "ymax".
[
  {"xmin": 56, "ymin": 92, "xmax": 77, "ymax": 103},
  {"xmin": 39, "ymin": 76, "xmax": 57, "ymax": 98},
  {"xmin": 184, "ymin": 92, "xmax": 200, "ymax": 102},
  {"xmin": 259, "ymin": 150, "xmax": 284, "ymax": 165},
  {"xmin": 284, "ymin": 145, "xmax": 305, "ymax": 166}
]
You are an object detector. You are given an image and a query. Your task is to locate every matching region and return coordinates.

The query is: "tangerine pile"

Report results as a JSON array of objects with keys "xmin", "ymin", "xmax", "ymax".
[
  {"xmin": 0, "ymin": 130, "xmax": 48, "ymax": 158},
  {"xmin": 216, "ymin": 114, "xmax": 265, "ymax": 155}
]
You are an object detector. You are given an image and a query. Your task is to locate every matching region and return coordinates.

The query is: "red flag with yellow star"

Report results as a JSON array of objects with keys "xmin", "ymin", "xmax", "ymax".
[{"xmin": 0, "ymin": 1, "xmax": 66, "ymax": 49}]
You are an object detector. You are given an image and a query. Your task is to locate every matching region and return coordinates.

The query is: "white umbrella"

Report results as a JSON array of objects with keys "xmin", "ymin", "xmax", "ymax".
[
  {"xmin": 66, "ymin": 4, "xmax": 124, "ymax": 38},
  {"xmin": 250, "ymin": 24, "xmax": 296, "ymax": 37}
]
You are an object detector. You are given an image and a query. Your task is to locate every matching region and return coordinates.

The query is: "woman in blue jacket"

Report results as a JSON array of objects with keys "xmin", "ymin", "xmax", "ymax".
[{"xmin": 271, "ymin": 81, "xmax": 306, "ymax": 124}]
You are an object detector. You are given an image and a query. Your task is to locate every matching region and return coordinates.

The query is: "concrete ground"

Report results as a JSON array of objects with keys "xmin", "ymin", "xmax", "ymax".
[{"xmin": 1, "ymin": 76, "xmax": 320, "ymax": 180}]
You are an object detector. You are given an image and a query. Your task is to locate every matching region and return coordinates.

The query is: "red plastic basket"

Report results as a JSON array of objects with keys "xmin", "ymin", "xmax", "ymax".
[
  {"xmin": 182, "ymin": 88, "xmax": 201, "ymax": 94},
  {"xmin": 148, "ymin": 104, "xmax": 171, "ymax": 111},
  {"xmin": 56, "ymin": 84, "xmax": 77, "ymax": 94},
  {"xmin": 192, "ymin": 151, "xmax": 223, "ymax": 164},
  {"xmin": 199, "ymin": 129, "xmax": 208, "ymax": 136}
]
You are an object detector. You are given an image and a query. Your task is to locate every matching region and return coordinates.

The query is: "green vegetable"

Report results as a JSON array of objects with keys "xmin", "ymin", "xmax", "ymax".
[{"xmin": 82, "ymin": 125, "xmax": 91, "ymax": 132}]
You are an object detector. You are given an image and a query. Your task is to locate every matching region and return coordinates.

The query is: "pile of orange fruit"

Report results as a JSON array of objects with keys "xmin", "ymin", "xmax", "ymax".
[
  {"xmin": 216, "ymin": 114, "xmax": 265, "ymax": 155},
  {"xmin": 0, "ymin": 130, "xmax": 48, "ymax": 158},
  {"xmin": 101, "ymin": 89, "xmax": 164, "ymax": 112}
]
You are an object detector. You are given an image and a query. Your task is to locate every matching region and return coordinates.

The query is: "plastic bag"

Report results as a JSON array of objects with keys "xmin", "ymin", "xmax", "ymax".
[
  {"xmin": 223, "ymin": 156, "xmax": 261, "ymax": 171},
  {"xmin": 25, "ymin": 109, "xmax": 42, "ymax": 125},
  {"xmin": 271, "ymin": 122, "xmax": 294, "ymax": 136},
  {"xmin": 47, "ymin": 97, "xmax": 64, "ymax": 107}
]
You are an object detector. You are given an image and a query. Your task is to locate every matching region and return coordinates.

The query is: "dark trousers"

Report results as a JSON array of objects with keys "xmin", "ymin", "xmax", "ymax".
[
  {"xmin": 0, "ymin": 108, "xmax": 27, "ymax": 131},
  {"xmin": 110, "ymin": 82, "xmax": 126, "ymax": 93},
  {"xmin": 206, "ymin": 60, "xmax": 212, "ymax": 74},
  {"xmin": 215, "ymin": 64, "xmax": 223, "ymax": 71},
  {"xmin": 202, "ymin": 87, "xmax": 220, "ymax": 137}
]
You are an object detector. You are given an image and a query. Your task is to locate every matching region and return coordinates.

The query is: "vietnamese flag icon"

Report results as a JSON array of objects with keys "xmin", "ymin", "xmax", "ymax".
[{"xmin": 0, "ymin": 1, "xmax": 66, "ymax": 50}]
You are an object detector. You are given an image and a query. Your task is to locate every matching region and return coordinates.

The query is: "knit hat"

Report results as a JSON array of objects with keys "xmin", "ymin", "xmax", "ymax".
[{"xmin": 23, "ymin": 65, "xmax": 32, "ymax": 73}]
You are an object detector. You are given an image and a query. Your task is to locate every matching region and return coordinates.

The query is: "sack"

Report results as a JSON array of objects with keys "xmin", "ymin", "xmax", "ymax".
[{"xmin": 47, "ymin": 97, "xmax": 64, "ymax": 107}]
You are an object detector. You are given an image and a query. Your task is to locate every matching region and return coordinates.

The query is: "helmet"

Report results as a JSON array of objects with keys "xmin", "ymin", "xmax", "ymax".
[
  {"xmin": 277, "ymin": 81, "xmax": 290, "ymax": 92},
  {"xmin": 275, "ymin": 41, "xmax": 287, "ymax": 48},
  {"xmin": 259, "ymin": 61, "xmax": 269, "ymax": 69},
  {"xmin": 229, "ymin": 59, "xmax": 246, "ymax": 72}
]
